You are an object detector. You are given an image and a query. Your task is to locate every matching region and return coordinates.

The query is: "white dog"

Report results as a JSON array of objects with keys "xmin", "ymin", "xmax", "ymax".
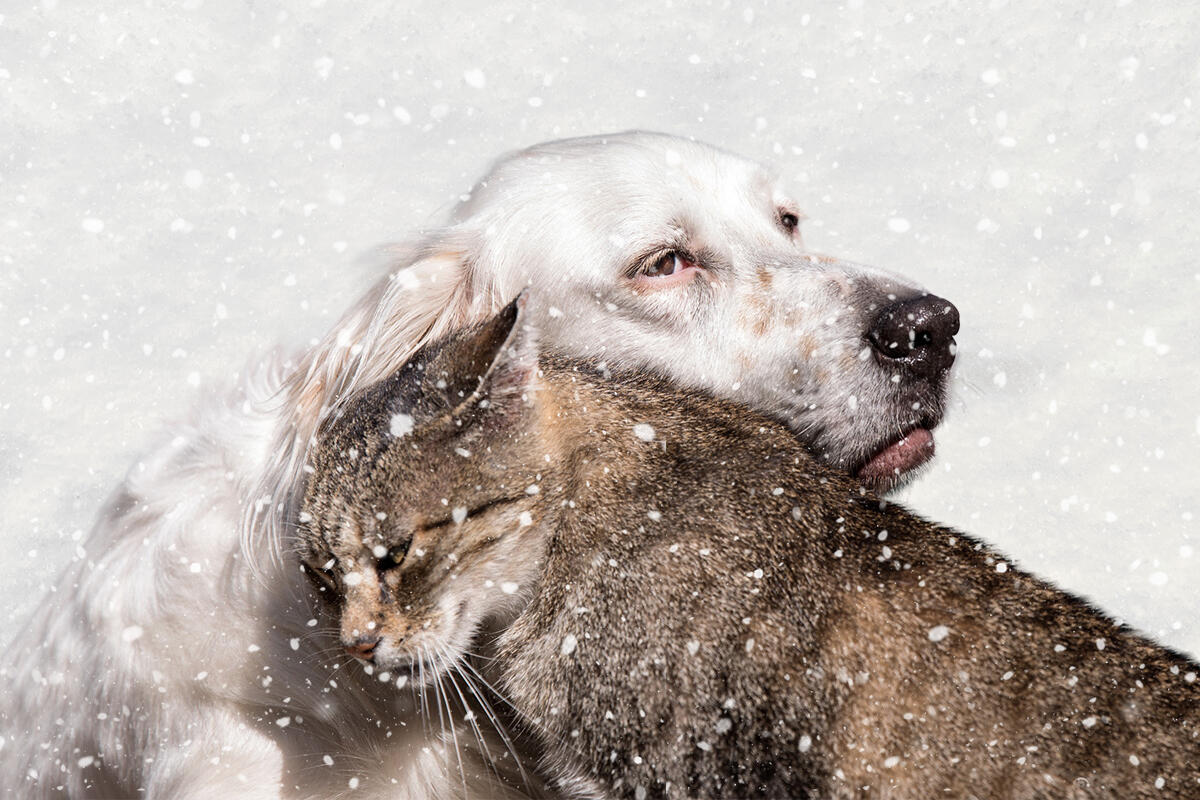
[{"xmin": 0, "ymin": 132, "xmax": 958, "ymax": 798}]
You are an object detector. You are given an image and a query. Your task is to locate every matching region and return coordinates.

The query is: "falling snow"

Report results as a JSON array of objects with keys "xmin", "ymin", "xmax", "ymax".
[
  {"xmin": 389, "ymin": 413, "xmax": 414, "ymax": 438},
  {"xmin": 0, "ymin": 7, "xmax": 1197, "ymax": 766}
]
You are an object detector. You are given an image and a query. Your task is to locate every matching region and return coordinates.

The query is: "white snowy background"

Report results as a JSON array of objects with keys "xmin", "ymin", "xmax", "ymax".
[{"xmin": 2, "ymin": 0, "xmax": 1198, "ymax": 656}]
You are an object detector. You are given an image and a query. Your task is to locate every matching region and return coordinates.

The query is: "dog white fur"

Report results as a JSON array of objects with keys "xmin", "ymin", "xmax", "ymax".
[{"xmin": 0, "ymin": 132, "xmax": 947, "ymax": 798}]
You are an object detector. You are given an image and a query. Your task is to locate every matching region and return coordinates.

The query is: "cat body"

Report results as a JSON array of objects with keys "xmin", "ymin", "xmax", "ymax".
[
  {"xmin": 499, "ymin": 384, "xmax": 1200, "ymax": 798},
  {"xmin": 300, "ymin": 296, "xmax": 1200, "ymax": 799}
]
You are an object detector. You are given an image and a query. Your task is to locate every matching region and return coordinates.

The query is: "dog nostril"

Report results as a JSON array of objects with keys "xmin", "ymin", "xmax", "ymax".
[
  {"xmin": 867, "ymin": 294, "xmax": 960, "ymax": 380},
  {"xmin": 344, "ymin": 635, "xmax": 381, "ymax": 662}
]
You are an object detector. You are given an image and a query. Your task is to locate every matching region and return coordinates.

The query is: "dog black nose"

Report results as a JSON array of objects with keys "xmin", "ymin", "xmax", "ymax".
[
  {"xmin": 344, "ymin": 635, "xmax": 380, "ymax": 662},
  {"xmin": 867, "ymin": 294, "xmax": 960, "ymax": 380}
]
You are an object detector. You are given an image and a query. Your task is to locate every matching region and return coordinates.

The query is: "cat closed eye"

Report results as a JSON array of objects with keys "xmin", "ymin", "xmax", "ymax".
[{"xmin": 418, "ymin": 496, "xmax": 525, "ymax": 532}]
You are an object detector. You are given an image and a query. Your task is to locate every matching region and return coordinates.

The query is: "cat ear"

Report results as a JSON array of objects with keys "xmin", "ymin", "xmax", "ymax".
[{"xmin": 440, "ymin": 289, "xmax": 538, "ymax": 424}]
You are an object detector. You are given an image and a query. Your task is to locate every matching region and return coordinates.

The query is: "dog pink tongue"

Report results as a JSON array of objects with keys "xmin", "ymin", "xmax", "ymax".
[{"xmin": 857, "ymin": 428, "xmax": 935, "ymax": 483}]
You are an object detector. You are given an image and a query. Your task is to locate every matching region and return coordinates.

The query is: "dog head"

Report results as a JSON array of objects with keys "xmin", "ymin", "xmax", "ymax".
[
  {"xmin": 455, "ymin": 133, "xmax": 958, "ymax": 489},
  {"xmin": 281, "ymin": 132, "xmax": 957, "ymax": 520}
]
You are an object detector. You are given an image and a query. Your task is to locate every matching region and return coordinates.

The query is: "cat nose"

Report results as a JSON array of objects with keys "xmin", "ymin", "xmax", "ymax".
[{"xmin": 344, "ymin": 635, "xmax": 380, "ymax": 662}]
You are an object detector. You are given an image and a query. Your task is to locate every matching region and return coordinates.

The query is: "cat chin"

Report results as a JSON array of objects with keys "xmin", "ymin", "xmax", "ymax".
[
  {"xmin": 372, "ymin": 628, "xmax": 477, "ymax": 686},
  {"xmin": 371, "ymin": 648, "xmax": 467, "ymax": 691},
  {"xmin": 372, "ymin": 660, "xmax": 436, "ymax": 688}
]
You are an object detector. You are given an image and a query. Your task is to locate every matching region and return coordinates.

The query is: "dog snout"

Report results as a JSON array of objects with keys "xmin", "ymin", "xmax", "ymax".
[
  {"xmin": 344, "ymin": 634, "xmax": 381, "ymax": 662},
  {"xmin": 867, "ymin": 294, "xmax": 960, "ymax": 380}
]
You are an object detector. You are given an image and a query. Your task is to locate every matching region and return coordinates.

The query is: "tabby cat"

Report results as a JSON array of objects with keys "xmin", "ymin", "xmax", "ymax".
[{"xmin": 300, "ymin": 294, "xmax": 1200, "ymax": 799}]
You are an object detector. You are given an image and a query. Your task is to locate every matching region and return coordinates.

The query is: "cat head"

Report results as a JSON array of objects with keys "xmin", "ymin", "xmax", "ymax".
[{"xmin": 296, "ymin": 293, "xmax": 550, "ymax": 683}]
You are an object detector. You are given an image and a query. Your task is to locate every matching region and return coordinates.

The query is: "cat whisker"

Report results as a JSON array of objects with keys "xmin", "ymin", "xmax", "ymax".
[
  {"xmin": 439, "ymin": 652, "xmax": 497, "ymax": 775},
  {"xmin": 303, "ymin": 640, "xmax": 354, "ymax": 662},
  {"xmin": 458, "ymin": 658, "xmax": 523, "ymax": 719},
  {"xmin": 440, "ymin": 642, "xmax": 534, "ymax": 792},
  {"xmin": 452, "ymin": 658, "xmax": 533, "ymax": 792},
  {"xmin": 416, "ymin": 646, "xmax": 431, "ymax": 729},
  {"xmin": 459, "ymin": 657, "xmax": 583, "ymax": 762},
  {"xmin": 295, "ymin": 643, "xmax": 346, "ymax": 664},
  {"xmin": 299, "ymin": 744, "xmax": 376, "ymax": 769},
  {"xmin": 408, "ymin": 659, "xmax": 420, "ymax": 715},
  {"xmin": 428, "ymin": 646, "xmax": 469, "ymax": 797},
  {"xmin": 458, "ymin": 646, "xmax": 497, "ymax": 663},
  {"xmin": 293, "ymin": 624, "xmax": 339, "ymax": 641}
]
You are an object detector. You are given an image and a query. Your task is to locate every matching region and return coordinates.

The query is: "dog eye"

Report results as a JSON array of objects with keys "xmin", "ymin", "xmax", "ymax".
[
  {"xmin": 644, "ymin": 252, "xmax": 683, "ymax": 277},
  {"xmin": 779, "ymin": 211, "xmax": 800, "ymax": 232}
]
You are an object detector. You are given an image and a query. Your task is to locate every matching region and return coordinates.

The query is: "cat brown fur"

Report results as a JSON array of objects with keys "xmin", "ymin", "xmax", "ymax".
[{"xmin": 300, "ymin": 296, "xmax": 1200, "ymax": 799}]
